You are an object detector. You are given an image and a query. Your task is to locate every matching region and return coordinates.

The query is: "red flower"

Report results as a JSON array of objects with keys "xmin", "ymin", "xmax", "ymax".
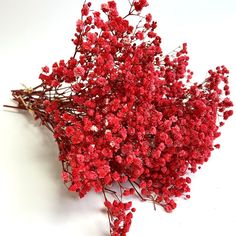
[
  {"xmin": 73, "ymin": 66, "xmax": 85, "ymax": 77},
  {"xmin": 134, "ymin": 0, "xmax": 148, "ymax": 11},
  {"xmin": 81, "ymin": 4, "xmax": 90, "ymax": 16}
]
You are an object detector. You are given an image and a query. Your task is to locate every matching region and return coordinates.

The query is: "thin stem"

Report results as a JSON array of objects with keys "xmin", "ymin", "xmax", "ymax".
[
  {"xmin": 3, "ymin": 105, "xmax": 27, "ymax": 110},
  {"xmin": 129, "ymin": 180, "xmax": 146, "ymax": 201},
  {"xmin": 104, "ymin": 187, "xmax": 121, "ymax": 201},
  {"xmin": 151, "ymin": 195, "xmax": 157, "ymax": 211},
  {"xmin": 102, "ymin": 189, "xmax": 113, "ymax": 235},
  {"xmin": 123, "ymin": 2, "xmax": 135, "ymax": 19}
]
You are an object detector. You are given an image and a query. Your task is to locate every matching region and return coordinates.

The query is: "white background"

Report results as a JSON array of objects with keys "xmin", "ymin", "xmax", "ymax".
[{"xmin": 0, "ymin": 0, "xmax": 236, "ymax": 235}]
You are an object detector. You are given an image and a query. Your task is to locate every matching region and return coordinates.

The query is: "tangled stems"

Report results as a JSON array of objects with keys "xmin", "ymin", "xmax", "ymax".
[{"xmin": 5, "ymin": 0, "xmax": 233, "ymax": 235}]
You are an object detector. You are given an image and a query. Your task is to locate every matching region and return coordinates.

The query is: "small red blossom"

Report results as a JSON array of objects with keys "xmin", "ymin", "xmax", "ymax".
[
  {"xmin": 136, "ymin": 31, "xmax": 144, "ymax": 40},
  {"xmin": 61, "ymin": 171, "xmax": 69, "ymax": 182},
  {"xmin": 101, "ymin": 3, "xmax": 109, "ymax": 12},
  {"xmin": 74, "ymin": 66, "xmax": 85, "ymax": 77},
  {"xmin": 146, "ymin": 13, "xmax": 152, "ymax": 22},
  {"xmin": 223, "ymin": 110, "xmax": 233, "ymax": 120},
  {"xmin": 81, "ymin": 4, "xmax": 90, "ymax": 16},
  {"xmin": 42, "ymin": 66, "xmax": 49, "ymax": 73},
  {"xmin": 134, "ymin": 0, "xmax": 148, "ymax": 11},
  {"xmin": 76, "ymin": 19, "xmax": 84, "ymax": 32},
  {"xmin": 65, "ymin": 126, "xmax": 75, "ymax": 137}
]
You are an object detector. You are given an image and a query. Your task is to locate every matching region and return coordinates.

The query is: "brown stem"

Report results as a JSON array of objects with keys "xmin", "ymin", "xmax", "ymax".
[
  {"xmin": 102, "ymin": 189, "xmax": 113, "ymax": 235},
  {"xmin": 129, "ymin": 180, "xmax": 146, "ymax": 201},
  {"xmin": 3, "ymin": 105, "xmax": 27, "ymax": 110}
]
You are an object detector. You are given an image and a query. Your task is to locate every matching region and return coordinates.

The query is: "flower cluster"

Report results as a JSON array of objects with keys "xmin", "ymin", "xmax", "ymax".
[
  {"xmin": 6, "ymin": 0, "xmax": 233, "ymax": 235},
  {"xmin": 104, "ymin": 199, "xmax": 135, "ymax": 236}
]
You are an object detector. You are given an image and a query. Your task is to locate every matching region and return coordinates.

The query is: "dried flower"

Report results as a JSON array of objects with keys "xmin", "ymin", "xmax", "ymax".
[{"xmin": 4, "ymin": 0, "xmax": 233, "ymax": 235}]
